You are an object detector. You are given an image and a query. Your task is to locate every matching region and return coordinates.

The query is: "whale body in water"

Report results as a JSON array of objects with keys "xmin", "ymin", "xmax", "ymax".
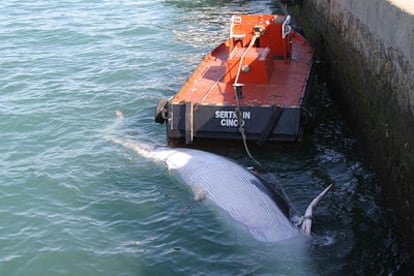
[{"xmin": 109, "ymin": 135, "xmax": 332, "ymax": 242}]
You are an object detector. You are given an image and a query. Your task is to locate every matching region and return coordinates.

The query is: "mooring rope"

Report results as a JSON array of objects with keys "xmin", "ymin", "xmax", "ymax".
[
  {"xmin": 234, "ymin": 36, "xmax": 256, "ymax": 85},
  {"xmin": 232, "ymin": 35, "xmax": 263, "ymax": 169},
  {"xmin": 234, "ymin": 98, "xmax": 262, "ymax": 168}
]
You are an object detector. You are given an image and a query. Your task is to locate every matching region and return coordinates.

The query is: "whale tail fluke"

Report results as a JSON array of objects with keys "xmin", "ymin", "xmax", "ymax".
[{"xmin": 298, "ymin": 184, "xmax": 334, "ymax": 235}]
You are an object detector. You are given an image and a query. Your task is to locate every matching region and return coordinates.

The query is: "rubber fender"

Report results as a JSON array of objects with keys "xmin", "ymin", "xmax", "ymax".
[
  {"xmin": 154, "ymin": 98, "xmax": 169, "ymax": 124},
  {"xmin": 301, "ymin": 107, "xmax": 316, "ymax": 131}
]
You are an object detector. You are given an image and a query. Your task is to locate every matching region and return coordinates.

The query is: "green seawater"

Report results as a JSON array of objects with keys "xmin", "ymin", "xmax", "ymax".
[{"xmin": 0, "ymin": 0, "xmax": 410, "ymax": 274}]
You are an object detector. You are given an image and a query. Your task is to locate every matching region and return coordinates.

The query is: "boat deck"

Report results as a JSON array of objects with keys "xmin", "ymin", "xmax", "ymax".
[{"xmin": 172, "ymin": 32, "xmax": 313, "ymax": 108}]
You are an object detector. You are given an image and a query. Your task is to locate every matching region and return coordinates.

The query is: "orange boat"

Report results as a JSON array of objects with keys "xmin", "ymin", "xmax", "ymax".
[{"xmin": 155, "ymin": 14, "xmax": 313, "ymax": 145}]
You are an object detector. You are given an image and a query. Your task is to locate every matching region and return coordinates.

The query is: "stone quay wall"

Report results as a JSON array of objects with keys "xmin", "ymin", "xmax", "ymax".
[{"xmin": 296, "ymin": 0, "xmax": 414, "ymax": 253}]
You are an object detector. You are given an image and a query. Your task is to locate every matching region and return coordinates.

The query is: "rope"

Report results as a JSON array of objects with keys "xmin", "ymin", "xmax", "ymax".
[
  {"xmin": 234, "ymin": 36, "xmax": 256, "ymax": 85},
  {"xmin": 234, "ymin": 100, "xmax": 262, "ymax": 168},
  {"xmin": 232, "ymin": 36, "xmax": 263, "ymax": 169},
  {"xmin": 294, "ymin": 215, "xmax": 313, "ymax": 227}
]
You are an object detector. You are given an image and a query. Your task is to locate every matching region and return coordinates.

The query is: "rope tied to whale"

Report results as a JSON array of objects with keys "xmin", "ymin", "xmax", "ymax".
[{"xmin": 294, "ymin": 215, "xmax": 313, "ymax": 227}]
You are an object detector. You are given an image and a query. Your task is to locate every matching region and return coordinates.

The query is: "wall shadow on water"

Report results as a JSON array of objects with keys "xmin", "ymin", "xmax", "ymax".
[{"xmin": 305, "ymin": 77, "xmax": 411, "ymax": 274}]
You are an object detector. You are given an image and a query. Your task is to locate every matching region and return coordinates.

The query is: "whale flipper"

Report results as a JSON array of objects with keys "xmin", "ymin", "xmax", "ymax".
[
  {"xmin": 300, "ymin": 184, "xmax": 334, "ymax": 235},
  {"xmin": 193, "ymin": 186, "xmax": 208, "ymax": 201}
]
